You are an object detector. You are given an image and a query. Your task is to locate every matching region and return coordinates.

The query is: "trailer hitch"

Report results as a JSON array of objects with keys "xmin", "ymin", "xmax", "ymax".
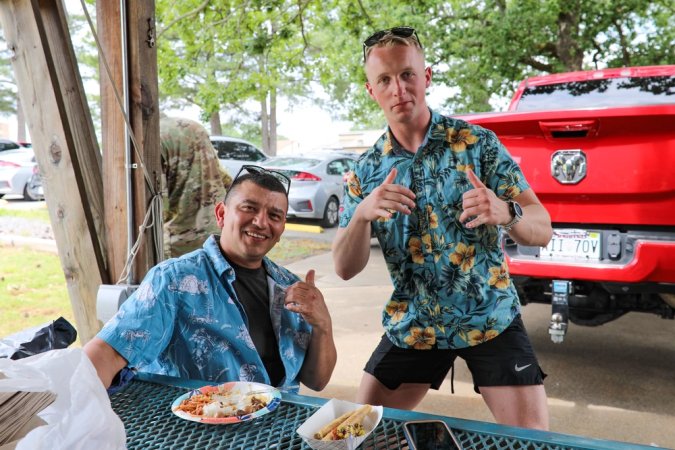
[{"xmin": 549, "ymin": 280, "xmax": 571, "ymax": 343}]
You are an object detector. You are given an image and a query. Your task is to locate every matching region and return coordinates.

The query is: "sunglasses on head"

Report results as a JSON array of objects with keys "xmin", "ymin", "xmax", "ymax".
[
  {"xmin": 233, "ymin": 164, "xmax": 291, "ymax": 195},
  {"xmin": 362, "ymin": 26, "xmax": 422, "ymax": 62}
]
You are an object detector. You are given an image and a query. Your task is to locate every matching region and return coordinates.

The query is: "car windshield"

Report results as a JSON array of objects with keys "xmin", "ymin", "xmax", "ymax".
[{"xmin": 516, "ymin": 75, "xmax": 675, "ymax": 111}]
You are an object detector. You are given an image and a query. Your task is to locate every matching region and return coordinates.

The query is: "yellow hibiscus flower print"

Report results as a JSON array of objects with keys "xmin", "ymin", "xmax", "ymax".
[
  {"xmin": 409, "ymin": 237, "xmax": 424, "ymax": 264},
  {"xmin": 409, "ymin": 235, "xmax": 431, "ymax": 264},
  {"xmin": 488, "ymin": 263, "xmax": 511, "ymax": 289},
  {"xmin": 456, "ymin": 163, "xmax": 475, "ymax": 173},
  {"xmin": 426, "ymin": 205, "xmax": 439, "ymax": 229},
  {"xmin": 446, "ymin": 127, "xmax": 478, "ymax": 152},
  {"xmin": 404, "ymin": 326, "xmax": 436, "ymax": 349},
  {"xmin": 466, "ymin": 329, "xmax": 499, "ymax": 346},
  {"xmin": 346, "ymin": 171, "xmax": 362, "ymax": 197},
  {"xmin": 450, "ymin": 242, "xmax": 475, "ymax": 272},
  {"xmin": 500, "ymin": 184, "xmax": 521, "ymax": 199},
  {"xmin": 422, "ymin": 234, "xmax": 432, "ymax": 252},
  {"xmin": 383, "ymin": 135, "xmax": 393, "ymax": 155},
  {"xmin": 385, "ymin": 300, "xmax": 408, "ymax": 323}
]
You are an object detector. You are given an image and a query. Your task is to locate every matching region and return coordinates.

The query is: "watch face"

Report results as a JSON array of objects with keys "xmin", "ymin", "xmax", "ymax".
[{"xmin": 512, "ymin": 201, "xmax": 523, "ymax": 217}]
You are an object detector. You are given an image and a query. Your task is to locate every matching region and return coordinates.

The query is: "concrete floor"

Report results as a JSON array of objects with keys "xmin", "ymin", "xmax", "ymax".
[{"xmin": 289, "ymin": 248, "xmax": 675, "ymax": 449}]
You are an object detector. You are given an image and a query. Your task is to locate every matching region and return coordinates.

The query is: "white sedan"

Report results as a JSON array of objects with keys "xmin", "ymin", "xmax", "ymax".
[{"xmin": 0, "ymin": 149, "xmax": 44, "ymax": 201}]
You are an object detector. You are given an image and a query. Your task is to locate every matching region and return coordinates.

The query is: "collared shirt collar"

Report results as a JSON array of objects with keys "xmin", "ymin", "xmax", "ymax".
[{"xmin": 383, "ymin": 108, "xmax": 444, "ymax": 156}]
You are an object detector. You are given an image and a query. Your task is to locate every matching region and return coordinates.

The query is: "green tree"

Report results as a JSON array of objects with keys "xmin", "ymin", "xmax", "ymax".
[
  {"xmin": 0, "ymin": 33, "xmax": 20, "ymax": 135},
  {"xmin": 311, "ymin": 0, "xmax": 674, "ymax": 117},
  {"xmin": 155, "ymin": 0, "xmax": 315, "ymax": 155}
]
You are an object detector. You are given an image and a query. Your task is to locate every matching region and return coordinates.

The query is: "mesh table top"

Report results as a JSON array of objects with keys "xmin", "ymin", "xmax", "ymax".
[{"xmin": 110, "ymin": 375, "xmax": 655, "ymax": 450}]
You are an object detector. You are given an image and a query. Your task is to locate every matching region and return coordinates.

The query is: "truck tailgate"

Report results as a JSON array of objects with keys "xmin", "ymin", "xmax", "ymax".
[{"xmin": 461, "ymin": 104, "xmax": 675, "ymax": 227}]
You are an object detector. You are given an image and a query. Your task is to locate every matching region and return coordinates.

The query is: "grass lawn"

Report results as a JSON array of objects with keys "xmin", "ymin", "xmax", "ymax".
[
  {"xmin": 0, "ymin": 246, "xmax": 74, "ymax": 339},
  {"xmin": 0, "ymin": 237, "xmax": 331, "ymax": 339},
  {"xmin": 0, "ymin": 206, "xmax": 50, "ymax": 222}
]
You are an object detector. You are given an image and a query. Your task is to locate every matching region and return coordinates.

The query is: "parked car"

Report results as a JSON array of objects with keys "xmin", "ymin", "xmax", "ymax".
[
  {"xmin": 0, "ymin": 149, "xmax": 44, "ymax": 201},
  {"xmin": 0, "ymin": 138, "xmax": 24, "ymax": 154},
  {"xmin": 262, "ymin": 152, "xmax": 357, "ymax": 227},
  {"xmin": 210, "ymin": 135, "xmax": 269, "ymax": 178}
]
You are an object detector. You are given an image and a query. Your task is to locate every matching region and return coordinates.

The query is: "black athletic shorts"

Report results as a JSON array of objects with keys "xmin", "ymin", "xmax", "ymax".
[{"xmin": 364, "ymin": 315, "xmax": 547, "ymax": 393}]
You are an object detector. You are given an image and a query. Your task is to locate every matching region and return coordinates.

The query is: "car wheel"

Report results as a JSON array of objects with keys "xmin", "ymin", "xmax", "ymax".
[
  {"xmin": 321, "ymin": 196, "xmax": 339, "ymax": 228},
  {"xmin": 23, "ymin": 176, "xmax": 43, "ymax": 201}
]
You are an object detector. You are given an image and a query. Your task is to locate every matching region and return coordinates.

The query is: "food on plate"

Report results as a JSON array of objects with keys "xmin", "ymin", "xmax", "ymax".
[
  {"xmin": 175, "ymin": 386, "xmax": 270, "ymax": 418},
  {"xmin": 314, "ymin": 404, "xmax": 372, "ymax": 441}
]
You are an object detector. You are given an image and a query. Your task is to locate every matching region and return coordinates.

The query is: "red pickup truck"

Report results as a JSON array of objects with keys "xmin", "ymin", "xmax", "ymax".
[{"xmin": 458, "ymin": 65, "xmax": 675, "ymax": 342}]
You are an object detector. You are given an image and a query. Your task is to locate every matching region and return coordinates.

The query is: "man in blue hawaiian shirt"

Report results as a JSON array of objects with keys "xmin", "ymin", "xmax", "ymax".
[
  {"xmin": 85, "ymin": 168, "xmax": 337, "ymax": 393},
  {"xmin": 333, "ymin": 27, "xmax": 553, "ymax": 429}
]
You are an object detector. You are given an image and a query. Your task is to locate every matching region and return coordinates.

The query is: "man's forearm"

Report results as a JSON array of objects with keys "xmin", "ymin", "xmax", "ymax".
[
  {"xmin": 507, "ymin": 203, "xmax": 552, "ymax": 247},
  {"xmin": 332, "ymin": 220, "xmax": 372, "ymax": 280},
  {"xmin": 298, "ymin": 326, "xmax": 337, "ymax": 391}
]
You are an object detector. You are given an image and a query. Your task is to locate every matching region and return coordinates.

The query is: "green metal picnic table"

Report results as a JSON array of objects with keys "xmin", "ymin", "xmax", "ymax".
[{"xmin": 109, "ymin": 373, "xmax": 662, "ymax": 450}]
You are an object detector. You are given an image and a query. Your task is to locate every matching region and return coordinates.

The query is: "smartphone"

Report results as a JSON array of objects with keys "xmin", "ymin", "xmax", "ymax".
[{"xmin": 402, "ymin": 420, "xmax": 463, "ymax": 450}]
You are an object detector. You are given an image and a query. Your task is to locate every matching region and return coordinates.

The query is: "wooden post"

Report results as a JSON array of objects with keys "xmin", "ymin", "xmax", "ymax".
[
  {"xmin": 98, "ymin": 0, "xmax": 161, "ymax": 285},
  {"xmin": 0, "ymin": 0, "xmax": 109, "ymax": 343}
]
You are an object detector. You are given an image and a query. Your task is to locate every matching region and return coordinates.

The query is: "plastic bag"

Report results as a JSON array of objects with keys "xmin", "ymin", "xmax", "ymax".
[
  {"xmin": 0, "ymin": 348, "xmax": 126, "ymax": 450},
  {"xmin": 0, "ymin": 317, "xmax": 77, "ymax": 360}
]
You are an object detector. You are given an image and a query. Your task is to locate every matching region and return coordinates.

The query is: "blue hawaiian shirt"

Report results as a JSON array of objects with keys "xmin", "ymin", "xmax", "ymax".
[
  {"xmin": 97, "ymin": 235, "xmax": 311, "ymax": 390},
  {"xmin": 339, "ymin": 109, "xmax": 530, "ymax": 350}
]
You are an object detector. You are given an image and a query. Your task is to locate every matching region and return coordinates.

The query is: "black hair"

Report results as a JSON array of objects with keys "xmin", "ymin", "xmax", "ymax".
[{"xmin": 224, "ymin": 172, "xmax": 288, "ymax": 202}]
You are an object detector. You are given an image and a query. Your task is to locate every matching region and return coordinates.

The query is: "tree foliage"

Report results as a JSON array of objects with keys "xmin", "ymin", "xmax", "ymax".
[
  {"xmin": 155, "ymin": 0, "xmax": 316, "ymax": 154},
  {"xmin": 7, "ymin": 1, "xmax": 671, "ymax": 145},
  {"xmin": 310, "ymin": 0, "xmax": 675, "ymax": 116},
  {"xmin": 0, "ymin": 34, "xmax": 17, "ymax": 116}
]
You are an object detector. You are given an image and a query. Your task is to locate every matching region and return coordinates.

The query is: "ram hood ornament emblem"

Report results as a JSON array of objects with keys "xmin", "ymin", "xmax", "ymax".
[{"xmin": 551, "ymin": 149, "xmax": 586, "ymax": 184}]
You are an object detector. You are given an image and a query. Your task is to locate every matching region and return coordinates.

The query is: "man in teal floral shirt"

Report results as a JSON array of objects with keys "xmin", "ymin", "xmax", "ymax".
[
  {"xmin": 333, "ymin": 27, "xmax": 552, "ymax": 430},
  {"xmin": 86, "ymin": 169, "xmax": 337, "ymax": 393}
]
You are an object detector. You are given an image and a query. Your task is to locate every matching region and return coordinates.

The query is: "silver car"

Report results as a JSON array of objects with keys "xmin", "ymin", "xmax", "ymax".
[
  {"xmin": 0, "ymin": 149, "xmax": 44, "ymax": 201},
  {"xmin": 263, "ymin": 152, "xmax": 357, "ymax": 227}
]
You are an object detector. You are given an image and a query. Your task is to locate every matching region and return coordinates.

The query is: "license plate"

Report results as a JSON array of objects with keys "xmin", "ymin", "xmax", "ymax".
[{"xmin": 541, "ymin": 229, "xmax": 601, "ymax": 260}]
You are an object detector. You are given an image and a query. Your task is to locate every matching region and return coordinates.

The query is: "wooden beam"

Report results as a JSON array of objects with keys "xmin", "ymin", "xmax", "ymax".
[
  {"xmin": 98, "ymin": 0, "xmax": 161, "ymax": 285},
  {"xmin": 97, "ymin": 0, "xmax": 127, "ymax": 283},
  {"xmin": 127, "ymin": 0, "xmax": 161, "ymax": 283},
  {"xmin": 0, "ymin": 0, "xmax": 109, "ymax": 343}
]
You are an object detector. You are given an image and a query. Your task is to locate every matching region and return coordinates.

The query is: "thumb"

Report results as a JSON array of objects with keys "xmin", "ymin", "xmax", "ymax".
[
  {"xmin": 467, "ymin": 168, "xmax": 486, "ymax": 189},
  {"xmin": 305, "ymin": 269, "xmax": 316, "ymax": 286},
  {"xmin": 383, "ymin": 168, "xmax": 398, "ymax": 185}
]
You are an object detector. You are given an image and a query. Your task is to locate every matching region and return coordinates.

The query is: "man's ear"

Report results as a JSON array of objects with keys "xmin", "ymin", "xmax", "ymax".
[
  {"xmin": 215, "ymin": 201, "xmax": 226, "ymax": 228},
  {"xmin": 365, "ymin": 81, "xmax": 376, "ymax": 100},
  {"xmin": 424, "ymin": 66, "xmax": 432, "ymax": 88}
]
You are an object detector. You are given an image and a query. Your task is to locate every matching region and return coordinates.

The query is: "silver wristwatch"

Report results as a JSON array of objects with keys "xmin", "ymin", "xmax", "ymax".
[{"xmin": 503, "ymin": 200, "xmax": 523, "ymax": 231}]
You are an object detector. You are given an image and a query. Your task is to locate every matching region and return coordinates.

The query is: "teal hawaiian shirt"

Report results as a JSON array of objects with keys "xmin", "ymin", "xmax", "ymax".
[
  {"xmin": 97, "ymin": 235, "xmax": 310, "ymax": 390},
  {"xmin": 339, "ymin": 109, "xmax": 530, "ymax": 350}
]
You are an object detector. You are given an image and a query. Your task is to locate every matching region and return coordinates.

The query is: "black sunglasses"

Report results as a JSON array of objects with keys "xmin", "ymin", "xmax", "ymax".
[
  {"xmin": 233, "ymin": 164, "xmax": 291, "ymax": 195},
  {"xmin": 362, "ymin": 26, "xmax": 422, "ymax": 62}
]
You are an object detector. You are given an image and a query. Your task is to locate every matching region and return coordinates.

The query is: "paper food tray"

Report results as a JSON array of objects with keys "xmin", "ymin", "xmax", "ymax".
[{"xmin": 296, "ymin": 398, "xmax": 383, "ymax": 450}]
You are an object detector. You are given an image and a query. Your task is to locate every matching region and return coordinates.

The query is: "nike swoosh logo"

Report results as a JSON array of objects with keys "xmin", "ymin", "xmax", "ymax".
[{"xmin": 515, "ymin": 363, "xmax": 532, "ymax": 372}]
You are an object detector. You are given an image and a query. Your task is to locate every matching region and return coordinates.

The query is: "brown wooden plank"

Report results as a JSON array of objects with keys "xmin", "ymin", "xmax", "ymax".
[
  {"xmin": 97, "ymin": 0, "xmax": 129, "ymax": 284},
  {"xmin": 127, "ymin": 0, "xmax": 161, "ymax": 282},
  {"xmin": 98, "ymin": 0, "xmax": 161, "ymax": 285},
  {"xmin": 0, "ymin": 0, "xmax": 109, "ymax": 343}
]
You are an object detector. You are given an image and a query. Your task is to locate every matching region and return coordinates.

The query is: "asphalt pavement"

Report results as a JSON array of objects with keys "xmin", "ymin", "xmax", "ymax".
[{"xmin": 286, "ymin": 247, "xmax": 675, "ymax": 449}]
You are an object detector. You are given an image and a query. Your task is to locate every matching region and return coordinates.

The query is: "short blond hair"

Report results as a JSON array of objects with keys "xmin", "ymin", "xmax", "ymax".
[{"xmin": 363, "ymin": 33, "xmax": 423, "ymax": 63}]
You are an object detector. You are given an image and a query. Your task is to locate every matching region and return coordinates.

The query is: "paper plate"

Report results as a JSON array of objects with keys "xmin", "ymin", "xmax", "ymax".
[{"xmin": 171, "ymin": 381, "xmax": 281, "ymax": 424}]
